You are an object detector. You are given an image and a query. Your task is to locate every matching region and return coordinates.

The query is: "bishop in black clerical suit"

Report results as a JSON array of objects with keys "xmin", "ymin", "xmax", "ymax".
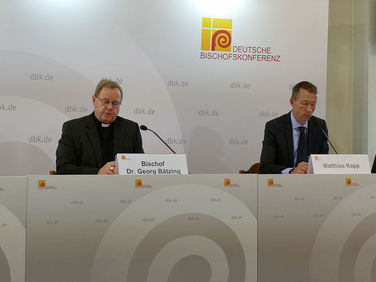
[{"xmin": 56, "ymin": 79, "xmax": 143, "ymax": 175}]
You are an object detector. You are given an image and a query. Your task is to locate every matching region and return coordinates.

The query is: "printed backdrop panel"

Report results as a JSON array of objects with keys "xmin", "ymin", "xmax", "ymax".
[
  {"xmin": 258, "ymin": 174, "xmax": 376, "ymax": 282},
  {"xmin": 0, "ymin": 177, "xmax": 27, "ymax": 282},
  {"xmin": 0, "ymin": 0, "xmax": 329, "ymax": 174},
  {"xmin": 26, "ymin": 174, "xmax": 257, "ymax": 282}
]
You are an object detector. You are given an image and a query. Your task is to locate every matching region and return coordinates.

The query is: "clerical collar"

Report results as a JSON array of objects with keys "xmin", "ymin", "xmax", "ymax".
[{"xmin": 92, "ymin": 112, "xmax": 116, "ymax": 128}]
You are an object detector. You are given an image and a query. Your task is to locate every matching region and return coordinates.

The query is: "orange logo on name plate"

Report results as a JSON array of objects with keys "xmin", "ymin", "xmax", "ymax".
[
  {"xmin": 346, "ymin": 178, "xmax": 352, "ymax": 185},
  {"xmin": 201, "ymin": 17, "xmax": 232, "ymax": 52},
  {"xmin": 121, "ymin": 155, "xmax": 126, "ymax": 160}
]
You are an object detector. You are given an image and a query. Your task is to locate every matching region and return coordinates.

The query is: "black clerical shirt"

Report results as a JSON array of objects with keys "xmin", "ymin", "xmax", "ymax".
[{"xmin": 93, "ymin": 113, "xmax": 115, "ymax": 166}]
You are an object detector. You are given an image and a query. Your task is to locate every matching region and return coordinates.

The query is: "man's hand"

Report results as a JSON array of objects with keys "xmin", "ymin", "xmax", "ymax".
[
  {"xmin": 98, "ymin": 161, "xmax": 115, "ymax": 175},
  {"xmin": 290, "ymin": 162, "xmax": 308, "ymax": 174}
]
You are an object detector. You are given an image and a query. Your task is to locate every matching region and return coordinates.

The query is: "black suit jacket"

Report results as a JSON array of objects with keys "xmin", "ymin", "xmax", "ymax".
[
  {"xmin": 56, "ymin": 114, "xmax": 144, "ymax": 174},
  {"xmin": 260, "ymin": 112, "xmax": 329, "ymax": 174}
]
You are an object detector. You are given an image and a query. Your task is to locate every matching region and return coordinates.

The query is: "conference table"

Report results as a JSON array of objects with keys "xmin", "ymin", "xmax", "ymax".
[{"xmin": 1, "ymin": 174, "xmax": 375, "ymax": 282}]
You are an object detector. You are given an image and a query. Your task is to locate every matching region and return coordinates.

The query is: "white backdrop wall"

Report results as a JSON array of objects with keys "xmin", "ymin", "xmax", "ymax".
[{"xmin": 0, "ymin": 0, "xmax": 329, "ymax": 175}]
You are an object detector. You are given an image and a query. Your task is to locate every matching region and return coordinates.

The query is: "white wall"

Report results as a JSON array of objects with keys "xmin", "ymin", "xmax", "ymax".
[{"xmin": 327, "ymin": 0, "xmax": 376, "ymax": 165}]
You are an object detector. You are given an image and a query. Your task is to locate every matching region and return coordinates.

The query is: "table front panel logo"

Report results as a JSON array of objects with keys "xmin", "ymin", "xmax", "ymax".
[
  {"xmin": 38, "ymin": 179, "xmax": 56, "ymax": 189},
  {"xmin": 224, "ymin": 178, "xmax": 240, "ymax": 187},
  {"xmin": 135, "ymin": 179, "xmax": 152, "ymax": 188}
]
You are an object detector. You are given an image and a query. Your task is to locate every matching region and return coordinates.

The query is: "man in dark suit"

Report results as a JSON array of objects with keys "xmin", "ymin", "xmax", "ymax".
[
  {"xmin": 260, "ymin": 81, "xmax": 329, "ymax": 174},
  {"xmin": 56, "ymin": 79, "xmax": 144, "ymax": 174}
]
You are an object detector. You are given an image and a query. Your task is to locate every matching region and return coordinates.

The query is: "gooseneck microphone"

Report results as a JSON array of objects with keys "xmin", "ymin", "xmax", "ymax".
[
  {"xmin": 320, "ymin": 127, "xmax": 338, "ymax": 154},
  {"xmin": 311, "ymin": 120, "xmax": 338, "ymax": 154},
  {"xmin": 140, "ymin": 125, "xmax": 176, "ymax": 154}
]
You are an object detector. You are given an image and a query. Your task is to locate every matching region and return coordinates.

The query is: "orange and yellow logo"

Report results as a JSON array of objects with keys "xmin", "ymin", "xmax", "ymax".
[
  {"xmin": 37, "ymin": 179, "xmax": 56, "ymax": 190},
  {"xmin": 135, "ymin": 178, "xmax": 152, "ymax": 188},
  {"xmin": 224, "ymin": 178, "xmax": 240, "ymax": 187},
  {"xmin": 346, "ymin": 178, "xmax": 352, "ymax": 185},
  {"xmin": 135, "ymin": 179, "xmax": 143, "ymax": 187},
  {"xmin": 38, "ymin": 180, "xmax": 46, "ymax": 188},
  {"xmin": 345, "ymin": 177, "xmax": 360, "ymax": 186},
  {"xmin": 201, "ymin": 17, "xmax": 232, "ymax": 52},
  {"xmin": 121, "ymin": 155, "xmax": 126, "ymax": 160},
  {"xmin": 267, "ymin": 178, "xmax": 282, "ymax": 187}
]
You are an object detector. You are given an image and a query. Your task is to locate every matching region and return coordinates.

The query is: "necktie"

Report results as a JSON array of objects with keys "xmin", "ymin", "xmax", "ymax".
[{"xmin": 296, "ymin": 126, "xmax": 307, "ymax": 165}]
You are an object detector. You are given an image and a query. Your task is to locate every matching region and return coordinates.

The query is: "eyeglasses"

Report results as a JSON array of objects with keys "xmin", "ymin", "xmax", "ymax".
[
  {"xmin": 96, "ymin": 97, "xmax": 121, "ymax": 108},
  {"xmin": 296, "ymin": 100, "xmax": 317, "ymax": 109}
]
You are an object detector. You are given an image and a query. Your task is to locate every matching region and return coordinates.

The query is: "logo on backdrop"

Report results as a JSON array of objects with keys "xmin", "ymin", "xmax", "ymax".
[
  {"xmin": 200, "ymin": 17, "xmax": 281, "ymax": 62},
  {"xmin": 201, "ymin": 17, "xmax": 232, "ymax": 52}
]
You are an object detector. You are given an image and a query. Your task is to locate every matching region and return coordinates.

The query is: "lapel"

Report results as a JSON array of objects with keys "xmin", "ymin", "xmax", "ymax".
[
  {"xmin": 307, "ymin": 119, "xmax": 316, "ymax": 154},
  {"xmin": 283, "ymin": 113, "xmax": 294, "ymax": 167},
  {"xmin": 86, "ymin": 116, "xmax": 103, "ymax": 167}
]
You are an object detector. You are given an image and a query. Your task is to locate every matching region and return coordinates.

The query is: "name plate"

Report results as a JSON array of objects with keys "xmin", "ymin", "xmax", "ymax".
[
  {"xmin": 308, "ymin": 154, "xmax": 370, "ymax": 174},
  {"xmin": 115, "ymin": 154, "xmax": 188, "ymax": 175}
]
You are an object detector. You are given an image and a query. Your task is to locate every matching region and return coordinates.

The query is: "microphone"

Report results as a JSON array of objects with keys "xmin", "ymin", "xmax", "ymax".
[
  {"xmin": 140, "ymin": 125, "xmax": 176, "ymax": 154},
  {"xmin": 311, "ymin": 120, "xmax": 338, "ymax": 154}
]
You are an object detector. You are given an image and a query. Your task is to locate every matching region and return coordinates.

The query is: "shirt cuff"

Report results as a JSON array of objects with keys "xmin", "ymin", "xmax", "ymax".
[{"xmin": 281, "ymin": 168, "xmax": 293, "ymax": 174}]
